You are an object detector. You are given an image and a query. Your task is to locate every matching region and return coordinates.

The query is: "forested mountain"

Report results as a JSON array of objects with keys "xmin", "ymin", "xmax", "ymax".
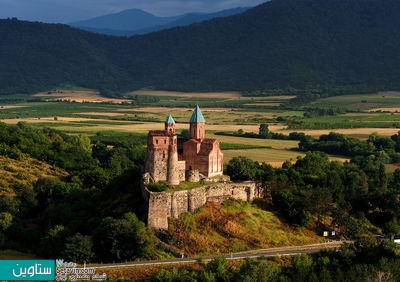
[
  {"xmin": 69, "ymin": 8, "xmax": 249, "ymax": 36},
  {"xmin": 2, "ymin": 0, "xmax": 400, "ymax": 96}
]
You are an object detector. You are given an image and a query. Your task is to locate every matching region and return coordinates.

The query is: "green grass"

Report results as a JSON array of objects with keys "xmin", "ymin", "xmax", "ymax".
[
  {"xmin": 220, "ymin": 142, "xmax": 271, "ymax": 150},
  {"xmin": 311, "ymin": 91, "xmax": 400, "ymax": 109},
  {"xmin": 287, "ymin": 113, "xmax": 400, "ymax": 130},
  {"xmin": 223, "ymin": 148, "xmax": 303, "ymax": 164},
  {"xmin": 211, "ymin": 134, "xmax": 299, "ymax": 149},
  {"xmin": 166, "ymin": 182, "xmax": 215, "ymax": 192}
]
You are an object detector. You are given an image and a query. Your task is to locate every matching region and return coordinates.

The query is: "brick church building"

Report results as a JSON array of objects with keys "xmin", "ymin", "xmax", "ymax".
[{"xmin": 145, "ymin": 105, "xmax": 224, "ymax": 185}]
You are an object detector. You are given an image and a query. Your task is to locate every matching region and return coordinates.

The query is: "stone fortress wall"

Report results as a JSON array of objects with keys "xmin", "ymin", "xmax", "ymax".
[{"xmin": 141, "ymin": 180, "xmax": 264, "ymax": 230}]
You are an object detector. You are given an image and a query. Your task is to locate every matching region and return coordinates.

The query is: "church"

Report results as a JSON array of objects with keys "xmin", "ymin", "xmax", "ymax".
[{"xmin": 145, "ymin": 105, "xmax": 224, "ymax": 185}]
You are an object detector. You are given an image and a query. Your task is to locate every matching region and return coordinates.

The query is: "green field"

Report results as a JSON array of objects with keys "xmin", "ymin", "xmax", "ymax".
[
  {"xmin": 311, "ymin": 91, "xmax": 400, "ymax": 110},
  {"xmin": 1, "ymin": 89, "xmax": 399, "ymax": 165}
]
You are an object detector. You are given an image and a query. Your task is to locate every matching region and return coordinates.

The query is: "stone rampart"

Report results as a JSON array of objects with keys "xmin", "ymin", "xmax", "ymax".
[{"xmin": 143, "ymin": 181, "xmax": 263, "ymax": 230}]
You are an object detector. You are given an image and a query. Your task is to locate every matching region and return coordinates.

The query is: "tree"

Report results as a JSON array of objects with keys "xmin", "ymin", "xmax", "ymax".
[
  {"xmin": 259, "ymin": 123, "xmax": 271, "ymax": 138},
  {"xmin": 298, "ymin": 135, "xmax": 314, "ymax": 151},
  {"xmin": 258, "ymin": 163, "xmax": 275, "ymax": 199},
  {"xmin": 40, "ymin": 225, "xmax": 67, "ymax": 258},
  {"xmin": 378, "ymin": 163, "xmax": 388, "ymax": 190},
  {"xmin": 63, "ymin": 233, "xmax": 95, "ymax": 263},
  {"xmin": 0, "ymin": 212, "xmax": 12, "ymax": 230},
  {"xmin": 151, "ymin": 268, "xmax": 197, "ymax": 282},
  {"xmin": 226, "ymin": 156, "xmax": 259, "ymax": 181},
  {"xmin": 292, "ymin": 254, "xmax": 313, "ymax": 282},
  {"xmin": 294, "ymin": 151, "xmax": 330, "ymax": 176},
  {"xmin": 179, "ymin": 129, "xmax": 190, "ymax": 139},
  {"xmin": 368, "ymin": 134, "xmax": 395, "ymax": 154},
  {"xmin": 391, "ymin": 169, "xmax": 400, "ymax": 192},
  {"xmin": 273, "ymin": 190, "xmax": 311, "ymax": 226},
  {"xmin": 306, "ymin": 186, "xmax": 333, "ymax": 226},
  {"xmin": 73, "ymin": 135, "xmax": 92, "ymax": 154},
  {"xmin": 235, "ymin": 259, "xmax": 281, "ymax": 282},
  {"xmin": 205, "ymin": 257, "xmax": 231, "ymax": 282},
  {"xmin": 92, "ymin": 213, "xmax": 157, "ymax": 262}
]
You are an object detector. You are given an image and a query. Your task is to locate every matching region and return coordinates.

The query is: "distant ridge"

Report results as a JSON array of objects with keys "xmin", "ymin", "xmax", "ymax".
[
  {"xmin": 1, "ymin": 0, "xmax": 400, "ymax": 96},
  {"xmin": 69, "ymin": 7, "xmax": 249, "ymax": 36}
]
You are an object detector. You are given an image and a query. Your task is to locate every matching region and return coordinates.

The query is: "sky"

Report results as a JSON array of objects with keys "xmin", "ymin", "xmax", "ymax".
[{"xmin": 0, "ymin": 0, "xmax": 267, "ymax": 23}]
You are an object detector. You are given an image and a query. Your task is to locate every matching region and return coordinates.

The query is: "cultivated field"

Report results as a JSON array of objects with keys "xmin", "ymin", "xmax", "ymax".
[
  {"xmin": 33, "ymin": 89, "xmax": 132, "ymax": 103},
  {"xmin": 129, "ymin": 90, "xmax": 241, "ymax": 99},
  {"xmin": 1, "ymin": 89, "xmax": 400, "ymax": 166}
]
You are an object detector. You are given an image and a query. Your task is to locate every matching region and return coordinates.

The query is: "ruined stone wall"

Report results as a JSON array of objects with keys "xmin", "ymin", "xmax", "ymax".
[{"xmin": 143, "ymin": 181, "xmax": 263, "ymax": 230}]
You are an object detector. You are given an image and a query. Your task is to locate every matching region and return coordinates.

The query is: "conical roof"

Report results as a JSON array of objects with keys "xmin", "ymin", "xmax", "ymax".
[
  {"xmin": 165, "ymin": 114, "xmax": 175, "ymax": 124},
  {"xmin": 189, "ymin": 105, "xmax": 205, "ymax": 123}
]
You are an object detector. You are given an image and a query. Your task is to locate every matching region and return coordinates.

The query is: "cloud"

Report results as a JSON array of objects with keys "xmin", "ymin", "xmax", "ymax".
[{"xmin": 0, "ymin": 0, "xmax": 267, "ymax": 23}]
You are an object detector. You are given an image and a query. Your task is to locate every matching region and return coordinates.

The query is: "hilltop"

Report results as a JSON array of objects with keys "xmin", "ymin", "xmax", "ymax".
[
  {"xmin": 69, "ymin": 7, "xmax": 249, "ymax": 36},
  {"xmin": 1, "ymin": 0, "xmax": 400, "ymax": 95},
  {"xmin": 166, "ymin": 200, "xmax": 323, "ymax": 256}
]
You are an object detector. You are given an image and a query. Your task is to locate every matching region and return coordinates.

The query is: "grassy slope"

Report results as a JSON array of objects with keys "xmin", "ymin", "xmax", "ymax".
[
  {"xmin": 0, "ymin": 156, "xmax": 68, "ymax": 195},
  {"xmin": 166, "ymin": 200, "xmax": 323, "ymax": 257}
]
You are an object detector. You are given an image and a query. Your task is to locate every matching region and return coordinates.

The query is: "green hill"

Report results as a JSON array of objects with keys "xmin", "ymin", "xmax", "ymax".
[
  {"xmin": 2, "ymin": 0, "xmax": 400, "ymax": 95},
  {"xmin": 0, "ymin": 156, "xmax": 67, "ymax": 195}
]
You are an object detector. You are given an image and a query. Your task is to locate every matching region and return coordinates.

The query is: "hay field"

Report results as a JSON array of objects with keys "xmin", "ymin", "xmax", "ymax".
[
  {"xmin": 369, "ymin": 108, "xmax": 400, "ymax": 113},
  {"xmin": 33, "ymin": 89, "xmax": 132, "ymax": 103},
  {"xmin": 129, "ymin": 90, "xmax": 241, "ymax": 98},
  {"xmin": 273, "ymin": 127, "xmax": 400, "ymax": 138}
]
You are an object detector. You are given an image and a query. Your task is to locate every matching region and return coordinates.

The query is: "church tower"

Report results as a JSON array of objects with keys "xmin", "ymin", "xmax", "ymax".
[
  {"xmin": 165, "ymin": 115, "xmax": 179, "ymax": 185},
  {"xmin": 189, "ymin": 105, "xmax": 205, "ymax": 140},
  {"xmin": 165, "ymin": 114, "xmax": 175, "ymax": 133}
]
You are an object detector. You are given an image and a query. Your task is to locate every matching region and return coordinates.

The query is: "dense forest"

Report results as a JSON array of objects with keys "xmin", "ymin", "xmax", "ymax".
[
  {"xmin": 2, "ymin": 0, "xmax": 400, "ymax": 95},
  {"xmin": 0, "ymin": 120, "xmax": 400, "ymax": 275},
  {"xmin": 149, "ymin": 245, "xmax": 400, "ymax": 281}
]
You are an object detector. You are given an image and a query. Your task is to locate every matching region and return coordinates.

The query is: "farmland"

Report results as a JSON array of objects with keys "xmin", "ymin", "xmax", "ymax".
[{"xmin": 0, "ymin": 89, "xmax": 400, "ymax": 166}]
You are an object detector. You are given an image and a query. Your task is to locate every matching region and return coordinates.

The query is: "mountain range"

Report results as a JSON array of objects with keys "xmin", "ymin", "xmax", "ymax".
[
  {"xmin": 69, "ymin": 7, "xmax": 249, "ymax": 36},
  {"xmin": 1, "ymin": 0, "xmax": 400, "ymax": 96}
]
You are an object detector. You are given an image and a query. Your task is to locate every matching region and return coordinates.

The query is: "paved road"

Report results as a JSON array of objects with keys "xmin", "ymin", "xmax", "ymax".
[{"xmin": 90, "ymin": 241, "xmax": 347, "ymax": 269}]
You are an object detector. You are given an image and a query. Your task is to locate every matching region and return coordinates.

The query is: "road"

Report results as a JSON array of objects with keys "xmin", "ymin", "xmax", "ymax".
[{"xmin": 90, "ymin": 241, "xmax": 347, "ymax": 270}]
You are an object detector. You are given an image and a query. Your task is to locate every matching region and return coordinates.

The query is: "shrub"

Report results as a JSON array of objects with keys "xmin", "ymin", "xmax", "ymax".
[{"xmin": 147, "ymin": 183, "xmax": 168, "ymax": 192}]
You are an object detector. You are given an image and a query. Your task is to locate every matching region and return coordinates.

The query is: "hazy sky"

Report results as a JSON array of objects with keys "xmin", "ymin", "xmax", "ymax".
[{"xmin": 0, "ymin": 0, "xmax": 267, "ymax": 23}]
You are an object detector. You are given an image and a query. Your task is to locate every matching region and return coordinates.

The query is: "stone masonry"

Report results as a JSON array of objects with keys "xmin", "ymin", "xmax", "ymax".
[{"xmin": 142, "ymin": 181, "xmax": 264, "ymax": 230}]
